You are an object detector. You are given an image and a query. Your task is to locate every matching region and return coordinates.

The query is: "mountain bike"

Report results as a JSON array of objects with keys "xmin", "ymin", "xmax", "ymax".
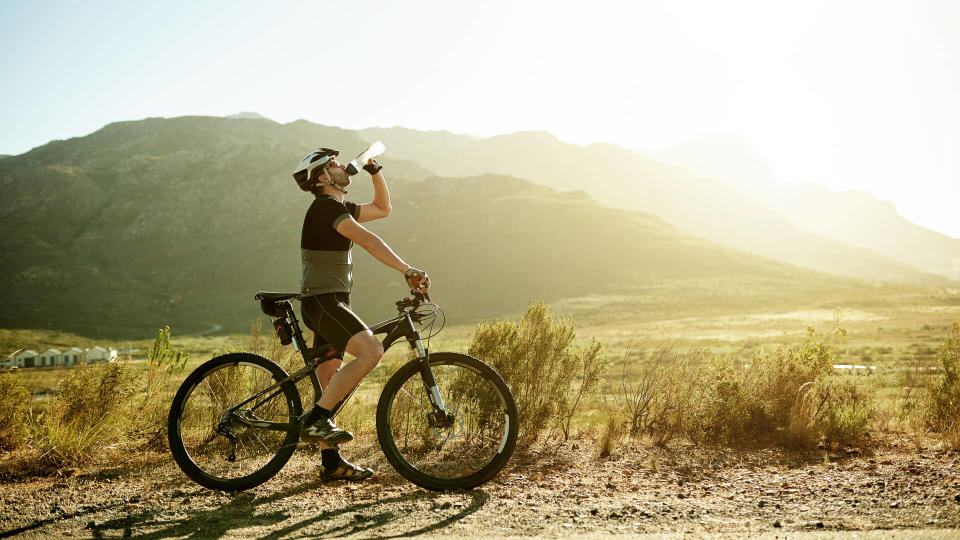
[{"xmin": 167, "ymin": 291, "xmax": 518, "ymax": 492}]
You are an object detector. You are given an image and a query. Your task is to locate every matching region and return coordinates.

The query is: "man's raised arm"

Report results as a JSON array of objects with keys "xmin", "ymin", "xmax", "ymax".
[{"xmin": 357, "ymin": 160, "xmax": 391, "ymax": 223}]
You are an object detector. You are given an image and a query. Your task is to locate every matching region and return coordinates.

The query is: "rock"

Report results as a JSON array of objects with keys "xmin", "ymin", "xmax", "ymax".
[
  {"xmin": 590, "ymin": 508, "xmax": 598, "ymax": 515},
  {"xmin": 758, "ymin": 500, "xmax": 766, "ymax": 508},
  {"xmin": 440, "ymin": 501, "xmax": 452, "ymax": 510},
  {"xmin": 606, "ymin": 482, "xmax": 616, "ymax": 489},
  {"xmin": 816, "ymin": 522, "xmax": 825, "ymax": 529},
  {"xmin": 773, "ymin": 521, "xmax": 782, "ymax": 528},
  {"xmin": 677, "ymin": 494, "xmax": 686, "ymax": 499},
  {"xmin": 890, "ymin": 501, "xmax": 900, "ymax": 508}
]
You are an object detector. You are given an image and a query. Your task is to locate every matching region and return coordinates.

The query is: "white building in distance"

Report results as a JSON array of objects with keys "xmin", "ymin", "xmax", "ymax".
[{"xmin": 3, "ymin": 347, "xmax": 117, "ymax": 368}]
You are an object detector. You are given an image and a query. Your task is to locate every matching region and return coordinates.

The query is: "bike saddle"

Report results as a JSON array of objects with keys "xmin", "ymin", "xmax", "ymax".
[{"xmin": 254, "ymin": 291, "xmax": 300, "ymax": 301}]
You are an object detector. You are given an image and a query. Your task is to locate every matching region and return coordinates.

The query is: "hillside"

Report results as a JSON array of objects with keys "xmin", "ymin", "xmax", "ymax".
[
  {"xmin": 753, "ymin": 184, "xmax": 960, "ymax": 281},
  {"xmin": 360, "ymin": 127, "xmax": 943, "ymax": 284},
  {"xmin": 651, "ymin": 135, "xmax": 960, "ymax": 280},
  {"xmin": 0, "ymin": 116, "xmax": 854, "ymax": 337}
]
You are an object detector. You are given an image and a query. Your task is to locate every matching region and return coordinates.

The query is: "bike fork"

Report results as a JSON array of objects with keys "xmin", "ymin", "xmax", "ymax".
[{"xmin": 411, "ymin": 337, "xmax": 455, "ymax": 427}]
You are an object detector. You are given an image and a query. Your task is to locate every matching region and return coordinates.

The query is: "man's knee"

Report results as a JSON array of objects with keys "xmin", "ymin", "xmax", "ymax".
[
  {"xmin": 346, "ymin": 332, "xmax": 383, "ymax": 371},
  {"xmin": 360, "ymin": 341, "xmax": 384, "ymax": 372}
]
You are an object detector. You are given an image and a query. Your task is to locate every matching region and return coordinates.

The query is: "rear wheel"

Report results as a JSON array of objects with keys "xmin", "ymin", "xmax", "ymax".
[
  {"xmin": 168, "ymin": 353, "xmax": 302, "ymax": 491},
  {"xmin": 376, "ymin": 352, "xmax": 518, "ymax": 491}
]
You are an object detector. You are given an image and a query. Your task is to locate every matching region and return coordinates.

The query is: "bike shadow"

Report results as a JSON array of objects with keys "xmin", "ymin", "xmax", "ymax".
[{"xmin": 88, "ymin": 479, "xmax": 490, "ymax": 538}]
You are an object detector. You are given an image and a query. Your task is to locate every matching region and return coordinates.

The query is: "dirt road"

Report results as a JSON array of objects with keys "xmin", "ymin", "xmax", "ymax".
[{"xmin": 1, "ymin": 441, "xmax": 958, "ymax": 538}]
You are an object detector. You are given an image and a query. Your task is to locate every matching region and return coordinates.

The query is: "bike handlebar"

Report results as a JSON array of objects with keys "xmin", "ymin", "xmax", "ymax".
[{"xmin": 395, "ymin": 290, "xmax": 431, "ymax": 312}]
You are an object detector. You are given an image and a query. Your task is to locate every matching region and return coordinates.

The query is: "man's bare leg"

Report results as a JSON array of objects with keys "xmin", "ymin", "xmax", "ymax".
[{"xmin": 316, "ymin": 330, "xmax": 383, "ymax": 410}]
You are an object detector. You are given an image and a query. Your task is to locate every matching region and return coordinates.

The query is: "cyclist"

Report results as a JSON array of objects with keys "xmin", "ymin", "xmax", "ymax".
[{"xmin": 291, "ymin": 147, "xmax": 430, "ymax": 481}]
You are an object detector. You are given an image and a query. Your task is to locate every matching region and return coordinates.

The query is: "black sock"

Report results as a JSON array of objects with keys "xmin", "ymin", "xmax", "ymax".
[
  {"xmin": 305, "ymin": 406, "xmax": 333, "ymax": 425},
  {"xmin": 321, "ymin": 448, "xmax": 341, "ymax": 469}
]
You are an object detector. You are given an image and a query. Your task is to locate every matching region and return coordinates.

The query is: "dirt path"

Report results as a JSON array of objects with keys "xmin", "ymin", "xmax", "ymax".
[{"xmin": 1, "ymin": 441, "xmax": 958, "ymax": 538}]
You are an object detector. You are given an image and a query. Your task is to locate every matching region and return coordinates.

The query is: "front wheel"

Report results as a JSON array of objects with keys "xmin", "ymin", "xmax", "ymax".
[
  {"xmin": 168, "ymin": 353, "xmax": 302, "ymax": 491},
  {"xmin": 376, "ymin": 352, "xmax": 518, "ymax": 491}
]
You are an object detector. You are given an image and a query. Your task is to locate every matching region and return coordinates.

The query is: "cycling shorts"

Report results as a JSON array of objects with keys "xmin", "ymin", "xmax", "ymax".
[{"xmin": 300, "ymin": 292, "xmax": 369, "ymax": 355}]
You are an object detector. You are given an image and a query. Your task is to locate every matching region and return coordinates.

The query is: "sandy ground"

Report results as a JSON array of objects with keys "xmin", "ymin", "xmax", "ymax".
[{"xmin": 1, "ymin": 438, "xmax": 958, "ymax": 538}]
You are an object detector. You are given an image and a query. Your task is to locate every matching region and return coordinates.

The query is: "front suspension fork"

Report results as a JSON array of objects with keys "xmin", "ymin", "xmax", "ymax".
[{"xmin": 411, "ymin": 338, "xmax": 456, "ymax": 428}]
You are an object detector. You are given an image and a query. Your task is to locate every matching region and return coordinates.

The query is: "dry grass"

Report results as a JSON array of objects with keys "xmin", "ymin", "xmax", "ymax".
[
  {"xmin": 0, "ymin": 370, "xmax": 31, "ymax": 449},
  {"xmin": 611, "ymin": 327, "xmax": 874, "ymax": 449},
  {"xmin": 1, "ymin": 327, "xmax": 188, "ymax": 470},
  {"xmin": 31, "ymin": 359, "xmax": 138, "ymax": 465},
  {"xmin": 926, "ymin": 322, "xmax": 960, "ymax": 448}
]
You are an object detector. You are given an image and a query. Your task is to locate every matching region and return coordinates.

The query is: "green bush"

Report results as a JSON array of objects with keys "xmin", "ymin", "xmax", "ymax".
[
  {"xmin": 468, "ymin": 301, "xmax": 605, "ymax": 449},
  {"xmin": 928, "ymin": 322, "xmax": 960, "ymax": 447},
  {"xmin": 0, "ymin": 370, "xmax": 31, "ymax": 449}
]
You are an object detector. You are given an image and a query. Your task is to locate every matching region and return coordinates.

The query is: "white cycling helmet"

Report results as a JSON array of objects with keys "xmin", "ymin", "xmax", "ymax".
[{"xmin": 292, "ymin": 147, "xmax": 339, "ymax": 192}]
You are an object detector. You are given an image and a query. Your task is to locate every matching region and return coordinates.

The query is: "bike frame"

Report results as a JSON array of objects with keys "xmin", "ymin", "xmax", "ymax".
[{"xmin": 221, "ymin": 299, "xmax": 446, "ymax": 435}]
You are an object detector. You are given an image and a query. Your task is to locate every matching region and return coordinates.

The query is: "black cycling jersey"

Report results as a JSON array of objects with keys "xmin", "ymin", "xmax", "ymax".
[{"xmin": 300, "ymin": 196, "xmax": 361, "ymax": 296}]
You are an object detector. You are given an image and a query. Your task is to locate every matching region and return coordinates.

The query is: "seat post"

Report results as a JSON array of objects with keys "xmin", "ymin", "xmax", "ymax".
[{"xmin": 283, "ymin": 304, "xmax": 310, "ymax": 361}]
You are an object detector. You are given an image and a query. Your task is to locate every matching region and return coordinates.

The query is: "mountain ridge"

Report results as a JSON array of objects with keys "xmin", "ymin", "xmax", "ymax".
[
  {"xmin": 0, "ymin": 116, "xmax": 867, "ymax": 337},
  {"xmin": 648, "ymin": 135, "xmax": 960, "ymax": 279},
  {"xmin": 359, "ymin": 126, "xmax": 945, "ymax": 285}
]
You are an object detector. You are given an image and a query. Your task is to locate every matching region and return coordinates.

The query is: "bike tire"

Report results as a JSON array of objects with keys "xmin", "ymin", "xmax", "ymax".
[
  {"xmin": 376, "ymin": 352, "xmax": 518, "ymax": 491},
  {"xmin": 168, "ymin": 352, "xmax": 302, "ymax": 491}
]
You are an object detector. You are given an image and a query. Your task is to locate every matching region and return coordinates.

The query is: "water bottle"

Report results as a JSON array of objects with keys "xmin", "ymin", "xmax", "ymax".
[{"xmin": 344, "ymin": 140, "xmax": 386, "ymax": 176}]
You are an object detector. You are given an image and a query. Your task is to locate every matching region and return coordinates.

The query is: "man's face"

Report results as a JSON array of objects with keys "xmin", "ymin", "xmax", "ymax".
[{"xmin": 323, "ymin": 159, "xmax": 351, "ymax": 187}]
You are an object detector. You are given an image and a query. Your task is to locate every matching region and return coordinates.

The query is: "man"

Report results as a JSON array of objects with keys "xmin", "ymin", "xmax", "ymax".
[{"xmin": 292, "ymin": 147, "xmax": 430, "ymax": 481}]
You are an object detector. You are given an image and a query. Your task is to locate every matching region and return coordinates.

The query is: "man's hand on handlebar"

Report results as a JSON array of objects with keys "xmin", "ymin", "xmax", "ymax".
[{"xmin": 404, "ymin": 266, "xmax": 431, "ymax": 293}]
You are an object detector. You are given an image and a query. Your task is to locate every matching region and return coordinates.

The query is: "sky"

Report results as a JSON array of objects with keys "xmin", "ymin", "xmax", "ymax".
[{"xmin": 1, "ymin": 0, "xmax": 958, "ymax": 237}]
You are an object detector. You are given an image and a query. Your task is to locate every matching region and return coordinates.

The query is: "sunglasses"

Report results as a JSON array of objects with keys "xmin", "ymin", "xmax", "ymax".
[{"xmin": 323, "ymin": 159, "xmax": 341, "ymax": 170}]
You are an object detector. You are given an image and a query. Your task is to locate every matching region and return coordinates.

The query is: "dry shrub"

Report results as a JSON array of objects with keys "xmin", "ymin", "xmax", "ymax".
[
  {"xmin": 927, "ymin": 322, "xmax": 960, "ymax": 448},
  {"xmin": 616, "ymin": 347, "xmax": 685, "ymax": 444},
  {"xmin": 598, "ymin": 414, "xmax": 623, "ymax": 458},
  {"xmin": 0, "ymin": 370, "xmax": 31, "ymax": 449},
  {"xmin": 820, "ymin": 378, "xmax": 873, "ymax": 444},
  {"xmin": 34, "ymin": 360, "xmax": 138, "ymax": 465},
  {"xmin": 621, "ymin": 328, "xmax": 872, "ymax": 448},
  {"xmin": 29, "ymin": 326, "xmax": 188, "ymax": 465},
  {"xmin": 467, "ymin": 301, "xmax": 605, "ymax": 449}
]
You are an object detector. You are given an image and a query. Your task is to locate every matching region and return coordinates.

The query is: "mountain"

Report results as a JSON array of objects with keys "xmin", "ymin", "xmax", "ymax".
[
  {"xmin": 647, "ymin": 133, "xmax": 777, "ymax": 193},
  {"xmin": 0, "ymin": 116, "xmax": 851, "ymax": 337},
  {"xmin": 754, "ymin": 184, "xmax": 960, "ymax": 280},
  {"xmin": 225, "ymin": 112, "xmax": 272, "ymax": 121},
  {"xmin": 360, "ymin": 127, "xmax": 943, "ymax": 285},
  {"xmin": 651, "ymin": 135, "xmax": 960, "ymax": 280}
]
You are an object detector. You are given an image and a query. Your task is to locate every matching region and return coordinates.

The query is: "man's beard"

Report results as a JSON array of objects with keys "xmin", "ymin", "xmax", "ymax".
[{"xmin": 328, "ymin": 171, "xmax": 352, "ymax": 189}]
